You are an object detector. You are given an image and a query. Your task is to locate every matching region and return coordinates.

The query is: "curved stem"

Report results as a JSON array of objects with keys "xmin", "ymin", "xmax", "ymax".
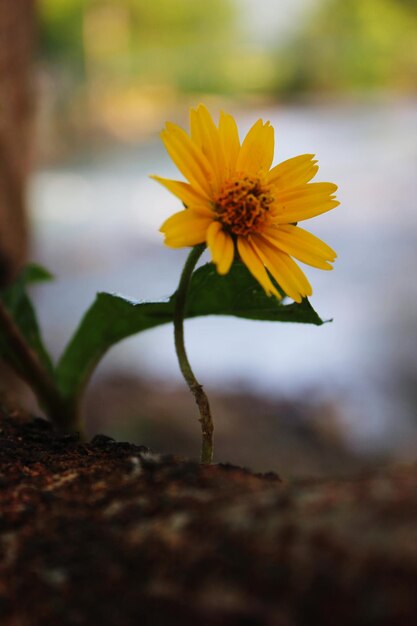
[{"xmin": 174, "ymin": 244, "xmax": 214, "ymax": 464}]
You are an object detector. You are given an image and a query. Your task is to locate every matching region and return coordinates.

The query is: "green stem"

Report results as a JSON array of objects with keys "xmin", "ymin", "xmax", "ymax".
[
  {"xmin": 0, "ymin": 300, "xmax": 84, "ymax": 437},
  {"xmin": 174, "ymin": 244, "xmax": 214, "ymax": 464}
]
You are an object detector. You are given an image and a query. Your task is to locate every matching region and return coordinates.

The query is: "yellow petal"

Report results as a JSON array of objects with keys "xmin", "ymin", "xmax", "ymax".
[
  {"xmin": 277, "ymin": 200, "xmax": 340, "ymax": 223},
  {"xmin": 206, "ymin": 220, "xmax": 223, "ymax": 253},
  {"xmin": 267, "ymin": 154, "xmax": 318, "ymax": 189},
  {"xmin": 218, "ymin": 234, "xmax": 234, "ymax": 275},
  {"xmin": 207, "ymin": 221, "xmax": 225, "ymax": 268},
  {"xmin": 236, "ymin": 119, "xmax": 274, "ymax": 175},
  {"xmin": 278, "ymin": 182, "xmax": 338, "ymax": 202},
  {"xmin": 251, "ymin": 235, "xmax": 312, "ymax": 302},
  {"xmin": 209, "ymin": 223, "xmax": 226, "ymax": 261},
  {"xmin": 219, "ymin": 111, "xmax": 240, "ymax": 175},
  {"xmin": 164, "ymin": 231, "xmax": 208, "ymax": 248},
  {"xmin": 162, "ymin": 210, "xmax": 209, "ymax": 247},
  {"xmin": 160, "ymin": 209, "xmax": 211, "ymax": 240},
  {"xmin": 190, "ymin": 104, "xmax": 225, "ymax": 190},
  {"xmin": 161, "ymin": 123, "xmax": 215, "ymax": 197},
  {"xmin": 151, "ymin": 175, "xmax": 211, "ymax": 208},
  {"xmin": 207, "ymin": 223, "xmax": 235, "ymax": 275},
  {"xmin": 237, "ymin": 236, "xmax": 281, "ymax": 298},
  {"xmin": 273, "ymin": 183, "xmax": 339, "ymax": 223},
  {"xmin": 261, "ymin": 225, "xmax": 336, "ymax": 270}
]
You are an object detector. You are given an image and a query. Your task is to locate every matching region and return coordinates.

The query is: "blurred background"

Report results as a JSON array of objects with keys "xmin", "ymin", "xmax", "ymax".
[{"xmin": 1, "ymin": 0, "xmax": 417, "ymax": 475}]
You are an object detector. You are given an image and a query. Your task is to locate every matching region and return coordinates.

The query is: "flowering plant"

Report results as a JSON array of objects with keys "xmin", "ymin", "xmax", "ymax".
[
  {"xmin": 0, "ymin": 106, "xmax": 338, "ymax": 464},
  {"xmin": 155, "ymin": 105, "xmax": 338, "ymax": 462}
]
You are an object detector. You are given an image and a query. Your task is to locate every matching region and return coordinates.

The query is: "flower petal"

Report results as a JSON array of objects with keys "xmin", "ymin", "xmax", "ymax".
[
  {"xmin": 164, "ymin": 231, "xmax": 208, "ymax": 248},
  {"xmin": 236, "ymin": 119, "xmax": 274, "ymax": 175},
  {"xmin": 261, "ymin": 225, "xmax": 336, "ymax": 270},
  {"xmin": 160, "ymin": 209, "xmax": 211, "ymax": 248},
  {"xmin": 206, "ymin": 222, "xmax": 234, "ymax": 275},
  {"xmin": 267, "ymin": 154, "xmax": 319, "ymax": 189},
  {"xmin": 219, "ymin": 111, "xmax": 240, "ymax": 175},
  {"xmin": 278, "ymin": 182, "xmax": 338, "ymax": 202},
  {"xmin": 272, "ymin": 182, "xmax": 339, "ymax": 223},
  {"xmin": 190, "ymin": 105, "xmax": 225, "ymax": 191},
  {"xmin": 237, "ymin": 236, "xmax": 281, "ymax": 298},
  {"xmin": 151, "ymin": 175, "xmax": 211, "ymax": 208},
  {"xmin": 206, "ymin": 220, "xmax": 223, "ymax": 252},
  {"xmin": 251, "ymin": 235, "xmax": 312, "ymax": 302},
  {"xmin": 218, "ymin": 234, "xmax": 234, "ymax": 275},
  {"xmin": 161, "ymin": 123, "xmax": 215, "ymax": 197}
]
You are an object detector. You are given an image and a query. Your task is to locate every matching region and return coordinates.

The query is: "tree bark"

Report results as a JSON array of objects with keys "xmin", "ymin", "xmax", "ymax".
[{"xmin": 0, "ymin": 0, "xmax": 34, "ymax": 285}]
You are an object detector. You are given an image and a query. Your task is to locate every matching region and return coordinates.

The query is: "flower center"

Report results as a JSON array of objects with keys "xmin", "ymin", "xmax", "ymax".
[{"xmin": 214, "ymin": 174, "xmax": 274, "ymax": 236}]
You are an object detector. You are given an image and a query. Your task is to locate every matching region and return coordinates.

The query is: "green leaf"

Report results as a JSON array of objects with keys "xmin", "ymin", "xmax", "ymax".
[
  {"xmin": 184, "ymin": 261, "xmax": 323, "ymax": 324},
  {"xmin": 0, "ymin": 264, "xmax": 54, "ymax": 376},
  {"xmin": 57, "ymin": 260, "xmax": 325, "ymax": 400}
]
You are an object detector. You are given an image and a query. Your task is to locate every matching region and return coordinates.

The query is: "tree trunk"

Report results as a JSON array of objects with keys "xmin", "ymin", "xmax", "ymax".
[{"xmin": 0, "ymin": 0, "xmax": 34, "ymax": 285}]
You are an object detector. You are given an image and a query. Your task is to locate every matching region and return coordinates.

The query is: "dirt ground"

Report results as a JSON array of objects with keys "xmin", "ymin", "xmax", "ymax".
[{"xmin": 0, "ymin": 409, "xmax": 416, "ymax": 626}]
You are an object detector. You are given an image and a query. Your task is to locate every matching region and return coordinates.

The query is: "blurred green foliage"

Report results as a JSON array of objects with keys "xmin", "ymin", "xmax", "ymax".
[
  {"xmin": 39, "ymin": 0, "xmax": 85, "ymax": 66},
  {"xmin": 274, "ymin": 0, "xmax": 417, "ymax": 96},
  {"xmin": 38, "ymin": 0, "xmax": 417, "ymax": 98},
  {"xmin": 39, "ymin": 0, "xmax": 236, "ymax": 92}
]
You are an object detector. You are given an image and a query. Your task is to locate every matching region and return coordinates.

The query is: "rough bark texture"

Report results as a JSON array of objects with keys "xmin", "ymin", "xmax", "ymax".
[
  {"xmin": 0, "ymin": 410, "xmax": 416, "ymax": 626},
  {"xmin": 0, "ymin": 0, "xmax": 34, "ymax": 285}
]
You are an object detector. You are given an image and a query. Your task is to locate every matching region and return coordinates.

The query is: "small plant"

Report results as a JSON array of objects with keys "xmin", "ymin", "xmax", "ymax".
[
  {"xmin": 155, "ymin": 105, "xmax": 338, "ymax": 462},
  {"xmin": 0, "ymin": 105, "xmax": 338, "ymax": 463}
]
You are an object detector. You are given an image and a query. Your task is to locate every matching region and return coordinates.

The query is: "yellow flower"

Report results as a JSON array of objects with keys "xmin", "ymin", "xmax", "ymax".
[{"xmin": 154, "ymin": 105, "xmax": 339, "ymax": 302}]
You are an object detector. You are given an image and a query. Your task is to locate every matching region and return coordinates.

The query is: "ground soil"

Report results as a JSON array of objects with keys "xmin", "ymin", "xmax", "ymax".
[{"xmin": 0, "ymin": 409, "xmax": 416, "ymax": 626}]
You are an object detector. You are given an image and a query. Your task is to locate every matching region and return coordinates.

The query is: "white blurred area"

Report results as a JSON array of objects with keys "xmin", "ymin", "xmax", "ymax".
[{"xmin": 29, "ymin": 98, "xmax": 417, "ymax": 455}]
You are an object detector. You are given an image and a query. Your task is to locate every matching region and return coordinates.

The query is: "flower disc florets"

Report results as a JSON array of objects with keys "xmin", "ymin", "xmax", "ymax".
[{"xmin": 214, "ymin": 175, "xmax": 274, "ymax": 237}]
